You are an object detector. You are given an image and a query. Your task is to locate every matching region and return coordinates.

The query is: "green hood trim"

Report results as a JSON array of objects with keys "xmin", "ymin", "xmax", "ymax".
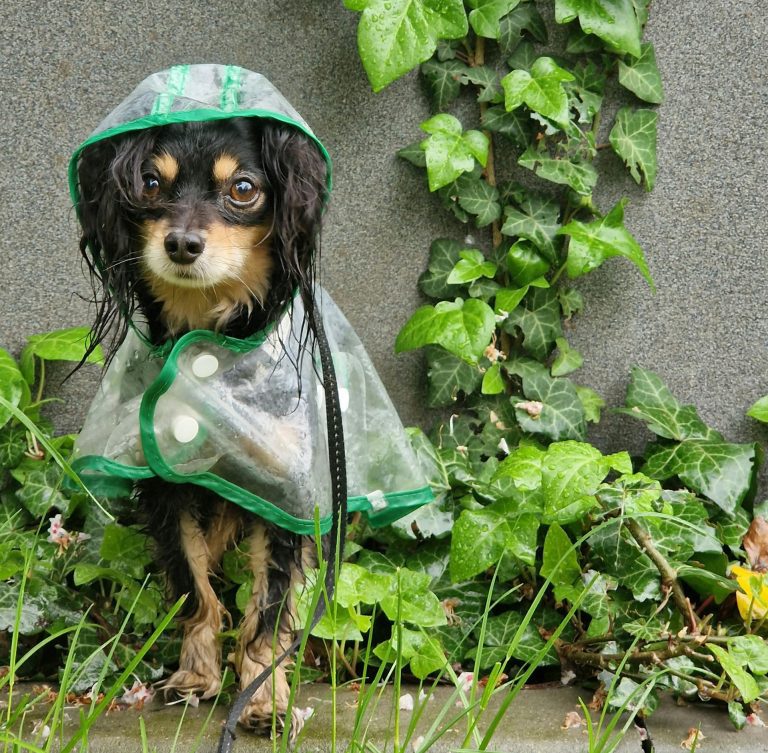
[{"xmin": 68, "ymin": 64, "xmax": 333, "ymax": 212}]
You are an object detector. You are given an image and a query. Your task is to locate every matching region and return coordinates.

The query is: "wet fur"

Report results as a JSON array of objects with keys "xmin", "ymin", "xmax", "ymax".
[{"xmin": 75, "ymin": 117, "xmax": 328, "ymax": 734}]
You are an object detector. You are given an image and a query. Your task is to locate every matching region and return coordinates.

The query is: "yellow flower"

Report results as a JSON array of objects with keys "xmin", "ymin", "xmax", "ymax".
[{"xmin": 731, "ymin": 565, "xmax": 768, "ymax": 622}]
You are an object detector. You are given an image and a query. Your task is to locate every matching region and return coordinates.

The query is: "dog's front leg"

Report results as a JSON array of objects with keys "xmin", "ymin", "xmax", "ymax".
[
  {"xmin": 235, "ymin": 526, "xmax": 315, "ymax": 738},
  {"xmin": 160, "ymin": 510, "xmax": 227, "ymax": 700}
]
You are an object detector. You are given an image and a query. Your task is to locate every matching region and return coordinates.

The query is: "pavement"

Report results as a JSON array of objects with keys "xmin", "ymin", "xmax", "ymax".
[{"xmin": 5, "ymin": 683, "xmax": 767, "ymax": 753}]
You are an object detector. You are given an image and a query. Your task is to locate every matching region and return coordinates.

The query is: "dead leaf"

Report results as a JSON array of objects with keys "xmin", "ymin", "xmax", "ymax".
[
  {"xmin": 588, "ymin": 684, "xmax": 607, "ymax": 712},
  {"xmin": 680, "ymin": 727, "xmax": 704, "ymax": 749},
  {"xmin": 743, "ymin": 517, "xmax": 768, "ymax": 572},
  {"xmin": 561, "ymin": 710, "xmax": 583, "ymax": 730}
]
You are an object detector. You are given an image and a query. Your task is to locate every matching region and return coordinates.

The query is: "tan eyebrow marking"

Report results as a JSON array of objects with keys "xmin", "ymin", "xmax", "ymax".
[
  {"xmin": 152, "ymin": 152, "xmax": 179, "ymax": 182},
  {"xmin": 213, "ymin": 154, "xmax": 239, "ymax": 184}
]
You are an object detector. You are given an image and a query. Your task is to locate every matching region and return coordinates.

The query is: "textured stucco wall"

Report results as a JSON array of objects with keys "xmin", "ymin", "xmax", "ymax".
[{"xmin": 1, "ymin": 1, "xmax": 766, "ymax": 460}]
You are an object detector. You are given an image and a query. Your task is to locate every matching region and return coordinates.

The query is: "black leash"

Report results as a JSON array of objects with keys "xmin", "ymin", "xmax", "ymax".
[{"xmin": 217, "ymin": 309, "xmax": 347, "ymax": 753}]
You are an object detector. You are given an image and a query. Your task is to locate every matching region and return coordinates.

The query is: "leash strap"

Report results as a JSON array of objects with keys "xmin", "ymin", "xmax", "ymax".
[{"xmin": 217, "ymin": 307, "xmax": 347, "ymax": 753}]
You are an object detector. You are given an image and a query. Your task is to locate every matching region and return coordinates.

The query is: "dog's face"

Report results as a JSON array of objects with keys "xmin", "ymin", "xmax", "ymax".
[{"xmin": 77, "ymin": 118, "xmax": 327, "ymax": 344}]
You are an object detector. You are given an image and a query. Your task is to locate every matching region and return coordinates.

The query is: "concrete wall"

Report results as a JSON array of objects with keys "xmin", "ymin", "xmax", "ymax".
[{"xmin": 1, "ymin": 1, "xmax": 766, "ymax": 459}]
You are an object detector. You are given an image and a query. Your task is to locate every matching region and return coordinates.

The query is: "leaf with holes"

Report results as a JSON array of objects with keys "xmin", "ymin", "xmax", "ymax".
[
  {"xmin": 425, "ymin": 346, "xmax": 482, "ymax": 407},
  {"xmin": 481, "ymin": 105, "xmax": 532, "ymax": 148},
  {"xmin": 501, "ymin": 192, "xmax": 561, "ymax": 261},
  {"xmin": 618, "ymin": 43, "xmax": 664, "ymax": 103},
  {"xmin": 467, "ymin": 0, "xmax": 522, "ymax": 39},
  {"xmin": 620, "ymin": 367, "xmax": 719, "ymax": 441},
  {"xmin": 498, "ymin": 1, "xmax": 547, "ymax": 53},
  {"xmin": 610, "ymin": 107, "xmax": 658, "ymax": 191},
  {"xmin": 518, "ymin": 146, "xmax": 598, "ymax": 196},
  {"xmin": 456, "ymin": 178, "xmax": 502, "ymax": 227},
  {"xmin": 642, "ymin": 440, "xmax": 757, "ymax": 516},
  {"xmin": 555, "ymin": 0, "xmax": 642, "ymax": 57},
  {"xmin": 419, "ymin": 238, "xmax": 464, "ymax": 298},
  {"xmin": 396, "ymin": 298, "xmax": 496, "ymax": 364},
  {"xmin": 353, "ymin": 0, "xmax": 468, "ymax": 92},
  {"xmin": 503, "ymin": 286, "xmax": 562, "ymax": 360},
  {"xmin": 560, "ymin": 199, "xmax": 654, "ymax": 289},
  {"xmin": 501, "ymin": 56, "xmax": 575, "ymax": 129},
  {"xmin": 511, "ymin": 369, "xmax": 587, "ymax": 442},
  {"xmin": 420, "ymin": 58, "xmax": 469, "ymax": 110},
  {"xmin": 420, "ymin": 114, "xmax": 489, "ymax": 191}
]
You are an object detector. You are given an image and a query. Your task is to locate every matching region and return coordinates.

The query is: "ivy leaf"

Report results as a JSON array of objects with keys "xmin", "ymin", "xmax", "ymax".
[
  {"xmin": 501, "ymin": 192, "xmax": 561, "ymax": 261},
  {"xmin": 747, "ymin": 396, "xmax": 768, "ymax": 423},
  {"xmin": 469, "ymin": 609, "xmax": 558, "ymax": 667},
  {"xmin": 20, "ymin": 327, "xmax": 103, "ymax": 386},
  {"xmin": 0, "ymin": 349, "xmax": 24, "ymax": 430},
  {"xmin": 420, "ymin": 58, "xmax": 468, "ymax": 110},
  {"xmin": 481, "ymin": 105, "xmax": 532, "ymax": 149},
  {"xmin": 482, "ymin": 362, "xmax": 505, "ymax": 395},
  {"xmin": 510, "ymin": 368, "xmax": 587, "ymax": 442},
  {"xmin": 462, "ymin": 65, "xmax": 503, "ymax": 103},
  {"xmin": 396, "ymin": 298, "xmax": 496, "ymax": 364},
  {"xmin": 425, "ymin": 346, "xmax": 482, "ymax": 406},
  {"xmin": 642, "ymin": 440, "xmax": 757, "ymax": 516},
  {"xmin": 506, "ymin": 241, "xmax": 551, "ymax": 286},
  {"xmin": 420, "ymin": 114, "xmax": 489, "ymax": 191},
  {"xmin": 354, "ymin": 0, "xmax": 468, "ymax": 92},
  {"xmin": 467, "ymin": 0, "xmax": 522, "ymax": 39},
  {"xmin": 620, "ymin": 367, "xmax": 718, "ymax": 441},
  {"xmin": 729, "ymin": 635, "xmax": 768, "ymax": 675},
  {"xmin": 560, "ymin": 199, "xmax": 654, "ymax": 289},
  {"xmin": 100, "ymin": 524, "xmax": 153, "ymax": 580},
  {"xmin": 447, "ymin": 249, "xmax": 497, "ymax": 284},
  {"xmin": 558, "ymin": 287, "xmax": 584, "ymax": 318},
  {"xmin": 498, "ymin": 2, "xmax": 548, "ymax": 53},
  {"xmin": 709, "ymin": 644, "xmax": 760, "ymax": 703},
  {"xmin": 397, "ymin": 140, "xmax": 427, "ymax": 167},
  {"xmin": 456, "ymin": 179, "xmax": 502, "ymax": 227},
  {"xmin": 495, "ymin": 278, "xmax": 548, "ymax": 318},
  {"xmin": 555, "ymin": 0, "xmax": 642, "ymax": 58},
  {"xmin": 551, "ymin": 337, "xmax": 583, "ymax": 377},
  {"xmin": 16, "ymin": 466, "xmax": 70, "ymax": 517},
  {"xmin": 418, "ymin": 238, "xmax": 463, "ymax": 298},
  {"xmin": 541, "ymin": 524, "xmax": 581, "ymax": 586},
  {"xmin": 506, "ymin": 39, "xmax": 539, "ymax": 71},
  {"xmin": 609, "ymin": 107, "xmax": 658, "ymax": 191},
  {"xmin": 501, "ymin": 57, "xmax": 575, "ymax": 129},
  {"xmin": 518, "ymin": 146, "xmax": 598, "ymax": 196},
  {"xmin": 618, "ymin": 42, "xmax": 664, "ymax": 103},
  {"xmin": 0, "ymin": 424, "xmax": 26, "ymax": 470},
  {"xmin": 503, "ymin": 286, "xmax": 562, "ymax": 360}
]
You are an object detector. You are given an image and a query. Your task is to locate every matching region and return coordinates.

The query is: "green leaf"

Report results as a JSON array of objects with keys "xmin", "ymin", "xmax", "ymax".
[
  {"xmin": 729, "ymin": 635, "xmax": 768, "ymax": 675},
  {"xmin": 709, "ymin": 644, "xmax": 760, "ymax": 703},
  {"xmin": 518, "ymin": 146, "xmax": 598, "ymax": 196},
  {"xmin": 0, "ymin": 424, "xmax": 26, "ymax": 470},
  {"xmin": 425, "ymin": 346, "xmax": 482, "ymax": 406},
  {"xmin": 609, "ymin": 107, "xmax": 658, "ymax": 191},
  {"xmin": 501, "ymin": 56, "xmax": 575, "ymax": 129},
  {"xmin": 100, "ymin": 524, "xmax": 153, "ymax": 580},
  {"xmin": 0, "ymin": 349, "xmax": 24, "ymax": 430},
  {"xmin": 729, "ymin": 701, "xmax": 747, "ymax": 731},
  {"xmin": 447, "ymin": 249, "xmax": 497, "ymax": 284},
  {"xmin": 354, "ymin": 0, "xmax": 468, "ymax": 92},
  {"xmin": 396, "ymin": 298, "xmax": 496, "ymax": 364},
  {"xmin": 503, "ymin": 286, "xmax": 562, "ymax": 360},
  {"xmin": 495, "ymin": 278, "xmax": 548, "ymax": 317},
  {"xmin": 456, "ymin": 178, "xmax": 502, "ymax": 227},
  {"xmin": 397, "ymin": 140, "xmax": 427, "ymax": 167},
  {"xmin": 469, "ymin": 610, "xmax": 558, "ymax": 668},
  {"xmin": 560, "ymin": 199, "xmax": 654, "ymax": 289},
  {"xmin": 551, "ymin": 337, "xmax": 583, "ymax": 377},
  {"xmin": 374, "ymin": 626, "xmax": 447, "ymax": 677},
  {"xmin": 419, "ymin": 238, "xmax": 464, "ymax": 298},
  {"xmin": 468, "ymin": 0, "xmax": 522, "ymax": 39},
  {"xmin": 589, "ymin": 524, "xmax": 659, "ymax": 601},
  {"xmin": 482, "ymin": 362, "xmax": 505, "ymax": 395},
  {"xmin": 618, "ymin": 43, "xmax": 664, "ymax": 103},
  {"xmin": 621, "ymin": 367, "xmax": 718, "ymax": 441},
  {"xmin": 576, "ymin": 386, "xmax": 605, "ymax": 423},
  {"xmin": 494, "ymin": 443, "xmax": 545, "ymax": 491},
  {"xmin": 463, "ymin": 65, "xmax": 503, "ymax": 103},
  {"xmin": 506, "ymin": 241, "xmax": 550, "ymax": 286},
  {"xmin": 420, "ymin": 114, "xmax": 489, "ymax": 191},
  {"xmin": 642, "ymin": 440, "xmax": 757, "ymax": 516},
  {"xmin": 747, "ymin": 395, "xmax": 768, "ymax": 423},
  {"xmin": 420, "ymin": 58, "xmax": 468, "ymax": 110},
  {"xmin": 541, "ymin": 524, "xmax": 581, "ymax": 586},
  {"xmin": 498, "ymin": 2, "xmax": 547, "ymax": 52},
  {"xmin": 379, "ymin": 568, "xmax": 447, "ymax": 627},
  {"xmin": 482, "ymin": 105, "xmax": 532, "ymax": 149},
  {"xmin": 22, "ymin": 326, "xmax": 102, "ymax": 366},
  {"xmin": 16, "ymin": 466, "xmax": 69, "ymax": 517},
  {"xmin": 511, "ymin": 369, "xmax": 587, "ymax": 442},
  {"xmin": 555, "ymin": 0, "xmax": 642, "ymax": 57},
  {"xmin": 501, "ymin": 192, "xmax": 561, "ymax": 261},
  {"xmin": 676, "ymin": 565, "xmax": 738, "ymax": 605}
]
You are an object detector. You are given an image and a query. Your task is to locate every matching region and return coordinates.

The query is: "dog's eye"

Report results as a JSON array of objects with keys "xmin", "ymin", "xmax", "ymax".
[
  {"xmin": 142, "ymin": 174, "xmax": 161, "ymax": 199},
  {"xmin": 228, "ymin": 179, "xmax": 259, "ymax": 205}
]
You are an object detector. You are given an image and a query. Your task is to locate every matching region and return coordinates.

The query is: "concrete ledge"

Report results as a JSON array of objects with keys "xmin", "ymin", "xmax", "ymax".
[{"xmin": 6, "ymin": 683, "xmax": 766, "ymax": 752}]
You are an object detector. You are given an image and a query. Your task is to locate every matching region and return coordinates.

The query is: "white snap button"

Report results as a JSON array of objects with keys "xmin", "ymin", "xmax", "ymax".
[
  {"xmin": 173, "ymin": 415, "xmax": 199, "ymax": 444},
  {"xmin": 192, "ymin": 353, "xmax": 219, "ymax": 378},
  {"xmin": 367, "ymin": 489, "xmax": 387, "ymax": 512}
]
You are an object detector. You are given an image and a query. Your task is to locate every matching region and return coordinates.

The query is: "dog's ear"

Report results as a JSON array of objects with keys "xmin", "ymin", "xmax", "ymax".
[
  {"xmin": 75, "ymin": 132, "xmax": 154, "ymax": 361},
  {"xmin": 259, "ymin": 122, "xmax": 328, "ymax": 307}
]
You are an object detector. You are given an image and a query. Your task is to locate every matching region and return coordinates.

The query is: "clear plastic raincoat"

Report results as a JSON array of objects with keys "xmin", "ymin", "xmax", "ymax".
[{"xmin": 69, "ymin": 65, "xmax": 434, "ymax": 534}]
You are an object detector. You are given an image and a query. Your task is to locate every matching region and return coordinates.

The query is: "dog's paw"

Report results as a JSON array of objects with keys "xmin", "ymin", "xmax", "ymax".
[
  {"xmin": 157, "ymin": 669, "xmax": 221, "ymax": 701},
  {"xmin": 239, "ymin": 702, "xmax": 304, "ymax": 743}
]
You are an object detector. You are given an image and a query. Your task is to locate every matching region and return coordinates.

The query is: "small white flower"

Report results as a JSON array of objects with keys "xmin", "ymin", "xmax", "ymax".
[
  {"xmin": 399, "ymin": 693, "xmax": 414, "ymax": 711},
  {"xmin": 747, "ymin": 713, "xmax": 766, "ymax": 727},
  {"xmin": 494, "ymin": 310, "xmax": 509, "ymax": 324},
  {"xmin": 464, "ymin": 235, "xmax": 475, "ymax": 246},
  {"xmin": 297, "ymin": 706, "xmax": 315, "ymax": 722}
]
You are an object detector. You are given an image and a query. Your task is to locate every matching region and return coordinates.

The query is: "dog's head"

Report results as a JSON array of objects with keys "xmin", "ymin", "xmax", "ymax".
[{"xmin": 76, "ymin": 116, "xmax": 328, "ymax": 350}]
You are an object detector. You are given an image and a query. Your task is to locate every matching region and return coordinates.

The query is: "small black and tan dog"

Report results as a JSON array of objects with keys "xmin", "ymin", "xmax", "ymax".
[{"xmin": 75, "ymin": 114, "xmax": 328, "ymax": 733}]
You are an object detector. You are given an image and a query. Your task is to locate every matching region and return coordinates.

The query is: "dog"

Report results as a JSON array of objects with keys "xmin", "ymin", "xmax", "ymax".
[{"xmin": 74, "ymin": 107, "xmax": 329, "ymax": 733}]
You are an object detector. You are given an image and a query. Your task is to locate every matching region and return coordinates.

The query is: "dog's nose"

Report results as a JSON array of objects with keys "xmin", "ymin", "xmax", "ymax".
[{"xmin": 164, "ymin": 231, "xmax": 205, "ymax": 264}]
